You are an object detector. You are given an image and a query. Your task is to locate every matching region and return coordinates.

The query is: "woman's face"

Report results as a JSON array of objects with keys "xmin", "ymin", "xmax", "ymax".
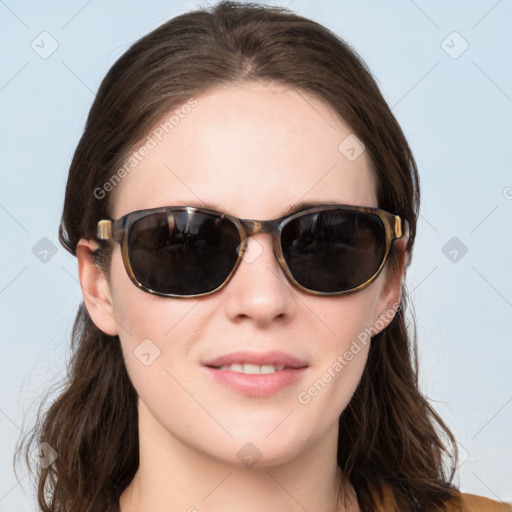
[{"xmin": 78, "ymin": 81, "xmax": 402, "ymax": 468}]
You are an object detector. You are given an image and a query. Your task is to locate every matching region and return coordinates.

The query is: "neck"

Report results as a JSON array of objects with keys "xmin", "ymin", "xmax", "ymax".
[{"xmin": 119, "ymin": 400, "xmax": 358, "ymax": 512}]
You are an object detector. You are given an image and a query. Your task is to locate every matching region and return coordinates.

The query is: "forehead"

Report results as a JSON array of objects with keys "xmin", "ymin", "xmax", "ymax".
[{"xmin": 111, "ymin": 81, "xmax": 377, "ymax": 219}]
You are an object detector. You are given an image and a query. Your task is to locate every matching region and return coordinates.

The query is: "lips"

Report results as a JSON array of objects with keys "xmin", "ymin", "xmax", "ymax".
[
  {"xmin": 203, "ymin": 350, "xmax": 308, "ymax": 369},
  {"xmin": 202, "ymin": 350, "xmax": 308, "ymax": 397}
]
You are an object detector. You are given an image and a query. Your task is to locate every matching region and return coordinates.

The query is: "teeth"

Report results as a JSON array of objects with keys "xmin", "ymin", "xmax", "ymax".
[
  {"xmin": 217, "ymin": 363, "xmax": 286, "ymax": 374},
  {"xmin": 244, "ymin": 363, "xmax": 260, "ymax": 374}
]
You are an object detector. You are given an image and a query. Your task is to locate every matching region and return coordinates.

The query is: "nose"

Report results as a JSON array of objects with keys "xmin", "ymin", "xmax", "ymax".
[{"xmin": 223, "ymin": 234, "xmax": 294, "ymax": 324}]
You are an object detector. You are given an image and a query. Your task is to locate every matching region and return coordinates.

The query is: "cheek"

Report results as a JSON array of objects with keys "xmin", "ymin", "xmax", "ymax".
[
  {"xmin": 311, "ymin": 289, "xmax": 378, "ymax": 360},
  {"xmin": 108, "ymin": 249, "xmax": 200, "ymax": 393},
  {"xmin": 296, "ymin": 291, "xmax": 378, "ymax": 419},
  {"xmin": 112, "ymin": 291, "xmax": 207, "ymax": 450}
]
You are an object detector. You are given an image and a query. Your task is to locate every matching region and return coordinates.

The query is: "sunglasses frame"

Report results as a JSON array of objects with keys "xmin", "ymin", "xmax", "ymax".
[{"xmin": 96, "ymin": 204, "xmax": 409, "ymax": 298}]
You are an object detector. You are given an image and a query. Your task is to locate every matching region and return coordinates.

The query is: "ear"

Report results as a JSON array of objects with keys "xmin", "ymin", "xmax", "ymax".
[
  {"xmin": 76, "ymin": 239, "xmax": 119, "ymax": 336},
  {"xmin": 371, "ymin": 249, "xmax": 408, "ymax": 336}
]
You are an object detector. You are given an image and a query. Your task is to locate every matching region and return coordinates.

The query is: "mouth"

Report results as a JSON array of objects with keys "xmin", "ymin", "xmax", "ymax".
[
  {"xmin": 202, "ymin": 351, "xmax": 308, "ymax": 397},
  {"xmin": 213, "ymin": 363, "xmax": 289, "ymax": 374}
]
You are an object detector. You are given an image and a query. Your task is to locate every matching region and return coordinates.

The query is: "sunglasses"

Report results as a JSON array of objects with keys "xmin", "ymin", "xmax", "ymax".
[{"xmin": 96, "ymin": 204, "xmax": 409, "ymax": 298}]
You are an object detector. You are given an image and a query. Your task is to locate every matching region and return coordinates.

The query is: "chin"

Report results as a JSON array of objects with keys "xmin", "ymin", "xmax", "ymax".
[{"xmin": 207, "ymin": 430, "xmax": 310, "ymax": 469}]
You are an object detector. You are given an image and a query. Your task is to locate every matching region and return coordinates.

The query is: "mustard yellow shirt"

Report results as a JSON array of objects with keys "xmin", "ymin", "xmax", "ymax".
[
  {"xmin": 374, "ymin": 484, "xmax": 512, "ymax": 511},
  {"xmin": 450, "ymin": 493, "xmax": 512, "ymax": 512}
]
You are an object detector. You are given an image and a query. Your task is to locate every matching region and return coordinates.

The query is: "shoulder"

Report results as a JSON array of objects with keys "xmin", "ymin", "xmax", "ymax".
[{"xmin": 448, "ymin": 493, "xmax": 512, "ymax": 512}]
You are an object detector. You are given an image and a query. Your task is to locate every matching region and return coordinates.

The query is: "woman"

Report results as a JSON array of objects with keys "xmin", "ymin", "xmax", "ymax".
[{"xmin": 15, "ymin": 1, "xmax": 511, "ymax": 511}]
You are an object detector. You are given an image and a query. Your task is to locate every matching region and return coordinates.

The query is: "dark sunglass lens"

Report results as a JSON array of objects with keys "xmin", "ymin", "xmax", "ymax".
[
  {"xmin": 281, "ymin": 210, "xmax": 386, "ymax": 293},
  {"xmin": 128, "ymin": 210, "xmax": 241, "ymax": 295}
]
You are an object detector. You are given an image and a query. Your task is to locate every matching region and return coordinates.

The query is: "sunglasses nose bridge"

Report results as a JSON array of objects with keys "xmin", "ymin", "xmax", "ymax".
[
  {"xmin": 237, "ymin": 218, "xmax": 282, "ymax": 264},
  {"xmin": 234, "ymin": 219, "xmax": 290, "ymax": 288},
  {"xmin": 241, "ymin": 218, "xmax": 275, "ymax": 237}
]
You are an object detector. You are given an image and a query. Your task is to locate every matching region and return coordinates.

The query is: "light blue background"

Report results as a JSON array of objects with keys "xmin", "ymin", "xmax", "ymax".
[{"xmin": 1, "ymin": 0, "xmax": 511, "ymax": 509}]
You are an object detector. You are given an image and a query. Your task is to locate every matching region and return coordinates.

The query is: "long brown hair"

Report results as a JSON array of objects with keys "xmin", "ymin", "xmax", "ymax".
[{"xmin": 15, "ymin": 2, "xmax": 462, "ymax": 510}]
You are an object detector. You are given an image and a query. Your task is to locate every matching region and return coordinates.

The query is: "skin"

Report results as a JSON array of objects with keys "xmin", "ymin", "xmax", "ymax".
[{"xmin": 77, "ymin": 81, "xmax": 405, "ymax": 512}]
